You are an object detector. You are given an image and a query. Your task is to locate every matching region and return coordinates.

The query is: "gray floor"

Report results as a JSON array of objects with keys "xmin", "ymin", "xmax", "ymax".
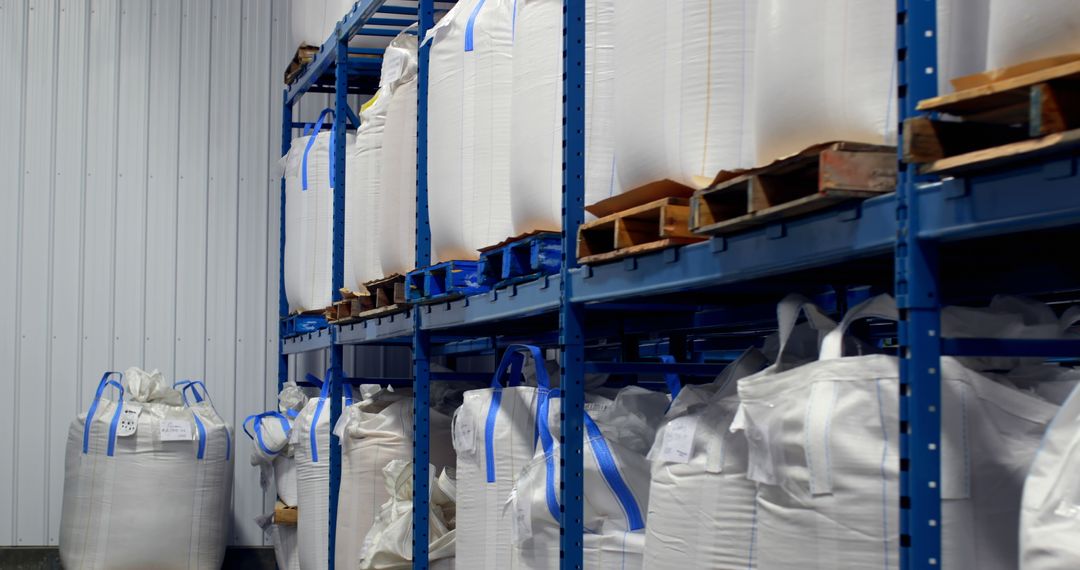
[{"xmin": 0, "ymin": 547, "xmax": 277, "ymax": 569}]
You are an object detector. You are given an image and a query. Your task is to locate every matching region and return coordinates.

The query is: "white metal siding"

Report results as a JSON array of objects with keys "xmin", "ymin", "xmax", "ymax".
[{"xmin": 0, "ymin": 0, "xmax": 298, "ymax": 546}]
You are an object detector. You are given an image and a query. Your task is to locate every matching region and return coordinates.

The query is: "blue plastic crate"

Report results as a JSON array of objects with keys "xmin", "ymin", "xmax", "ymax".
[
  {"xmin": 474, "ymin": 231, "xmax": 562, "ymax": 289},
  {"xmin": 405, "ymin": 260, "xmax": 487, "ymax": 303}
]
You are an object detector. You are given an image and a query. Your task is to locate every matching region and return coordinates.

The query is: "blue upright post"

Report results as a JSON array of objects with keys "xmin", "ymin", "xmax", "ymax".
[
  {"xmin": 412, "ymin": 1, "xmax": 435, "ymax": 567},
  {"xmin": 279, "ymin": 92, "xmax": 293, "ymax": 394},
  {"xmin": 896, "ymin": 1, "xmax": 942, "ymax": 568},
  {"xmin": 328, "ymin": 37, "xmax": 350, "ymax": 570},
  {"xmin": 560, "ymin": 0, "xmax": 586, "ymax": 568}
]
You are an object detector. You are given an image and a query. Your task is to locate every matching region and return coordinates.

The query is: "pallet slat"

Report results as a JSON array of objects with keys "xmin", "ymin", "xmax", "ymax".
[
  {"xmin": 578, "ymin": 197, "xmax": 704, "ymax": 264},
  {"xmin": 691, "ymin": 142, "xmax": 895, "ymax": 236}
]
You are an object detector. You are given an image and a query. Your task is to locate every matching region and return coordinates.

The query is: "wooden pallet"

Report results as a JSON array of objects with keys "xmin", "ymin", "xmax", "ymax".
[
  {"xmin": 477, "ymin": 231, "xmax": 561, "ymax": 289},
  {"xmin": 577, "ymin": 197, "xmax": 704, "ymax": 264},
  {"xmin": 274, "ymin": 501, "xmax": 298, "ymax": 526},
  {"xmin": 906, "ymin": 56, "xmax": 1080, "ymax": 174},
  {"xmin": 690, "ymin": 142, "xmax": 896, "ymax": 236},
  {"xmin": 325, "ymin": 290, "xmax": 370, "ymax": 325},
  {"xmin": 284, "ymin": 45, "xmax": 319, "ymax": 86},
  {"xmin": 406, "ymin": 260, "xmax": 488, "ymax": 304},
  {"xmin": 357, "ymin": 274, "xmax": 410, "ymax": 318}
]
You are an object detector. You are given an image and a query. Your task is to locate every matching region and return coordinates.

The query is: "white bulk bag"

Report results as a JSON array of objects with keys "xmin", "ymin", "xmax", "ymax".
[
  {"xmin": 244, "ymin": 410, "xmax": 299, "ymax": 506},
  {"xmin": 283, "ymin": 109, "xmax": 357, "ymax": 312},
  {"xmin": 59, "ymin": 370, "xmax": 233, "ymax": 570},
  {"xmin": 510, "ymin": 0, "xmax": 618, "ymax": 233},
  {"xmin": 293, "ymin": 373, "xmax": 350, "ymax": 570},
  {"xmin": 378, "ymin": 78, "xmax": 420, "ymax": 276},
  {"xmin": 988, "ymin": 0, "xmax": 1080, "ymax": 70},
  {"xmin": 753, "ymin": 0, "xmax": 896, "ymax": 165},
  {"xmin": 454, "ymin": 345, "xmax": 552, "ymax": 569},
  {"xmin": 511, "ymin": 385, "xmax": 670, "ymax": 570},
  {"xmin": 271, "ymin": 522, "xmax": 302, "ymax": 570},
  {"xmin": 937, "ymin": 0, "xmax": 990, "ymax": 93},
  {"xmin": 347, "ymin": 92, "xmax": 392, "ymax": 291},
  {"xmin": 614, "ymin": 0, "xmax": 756, "ymax": 192},
  {"xmin": 292, "ymin": 0, "xmax": 329, "ymax": 50},
  {"xmin": 644, "ymin": 295, "xmax": 837, "ymax": 570},
  {"xmin": 336, "ymin": 389, "xmax": 455, "ymax": 570},
  {"xmin": 347, "ymin": 30, "xmax": 418, "ymax": 290},
  {"xmin": 427, "ymin": 0, "xmax": 515, "ymax": 261},
  {"xmin": 734, "ymin": 295, "xmax": 1058, "ymax": 569},
  {"xmin": 1022, "ymin": 381, "xmax": 1080, "ymax": 568},
  {"xmin": 359, "ymin": 461, "xmax": 458, "ymax": 570}
]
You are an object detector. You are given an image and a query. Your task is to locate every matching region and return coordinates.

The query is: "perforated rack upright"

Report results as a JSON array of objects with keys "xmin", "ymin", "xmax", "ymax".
[{"xmin": 279, "ymin": 1, "xmax": 1080, "ymax": 568}]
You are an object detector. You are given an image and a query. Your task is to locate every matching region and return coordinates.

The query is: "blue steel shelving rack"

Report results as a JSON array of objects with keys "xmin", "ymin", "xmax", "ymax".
[{"xmin": 280, "ymin": 0, "xmax": 1080, "ymax": 568}]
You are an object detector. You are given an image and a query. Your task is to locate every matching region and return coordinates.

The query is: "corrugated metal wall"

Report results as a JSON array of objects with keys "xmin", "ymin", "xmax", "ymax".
[{"xmin": 0, "ymin": 0, "xmax": 308, "ymax": 547}]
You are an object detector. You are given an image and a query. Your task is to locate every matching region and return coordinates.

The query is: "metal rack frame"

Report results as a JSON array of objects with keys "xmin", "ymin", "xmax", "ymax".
[{"xmin": 279, "ymin": 1, "xmax": 1080, "ymax": 568}]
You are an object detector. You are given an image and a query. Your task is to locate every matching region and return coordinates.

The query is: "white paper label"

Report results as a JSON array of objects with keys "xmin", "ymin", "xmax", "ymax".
[
  {"xmin": 454, "ymin": 415, "xmax": 476, "ymax": 454},
  {"xmin": 159, "ymin": 419, "xmax": 193, "ymax": 442},
  {"xmin": 116, "ymin": 404, "xmax": 142, "ymax": 437},
  {"xmin": 658, "ymin": 415, "xmax": 698, "ymax": 464},
  {"xmin": 507, "ymin": 487, "xmax": 532, "ymax": 542}
]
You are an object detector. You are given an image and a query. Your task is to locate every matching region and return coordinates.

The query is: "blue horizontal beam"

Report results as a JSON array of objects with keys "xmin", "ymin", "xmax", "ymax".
[
  {"xmin": 941, "ymin": 338, "xmax": 1080, "ymax": 358},
  {"xmin": 918, "ymin": 155, "xmax": 1080, "ymax": 242},
  {"xmin": 336, "ymin": 312, "xmax": 415, "ymax": 344},
  {"xmin": 375, "ymin": 5, "xmax": 418, "ymax": 15},
  {"xmin": 367, "ymin": 17, "xmax": 414, "ymax": 26},
  {"xmin": 282, "ymin": 329, "xmax": 334, "ymax": 354},
  {"xmin": 344, "ymin": 372, "xmax": 490, "ymax": 384},
  {"xmin": 421, "ymin": 274, "xmax": 560, "ymax": 330},
  {"xmin": 573, "ymin": 195, "xmax": 895, "ymax": 304}
]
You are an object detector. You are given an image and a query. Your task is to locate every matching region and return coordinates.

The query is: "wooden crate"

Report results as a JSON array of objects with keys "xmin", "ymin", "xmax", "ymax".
[
  {"xmin": 577, "ymin": 197, "xmax": 704, "ymax": 264},
  {"xmin": 905, "ymin": 57, "xmax": 1080, "ymax": 174},
  {"xmin": 691, "ymin": 142, "xmax": 896, "ymax": 236}
]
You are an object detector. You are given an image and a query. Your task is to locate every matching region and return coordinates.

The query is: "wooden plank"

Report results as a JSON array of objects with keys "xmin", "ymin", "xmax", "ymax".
[
  {"xmin": 357, "ymin": 303, "xmax": 410, "ymax": 320},
  {"xmin": 274, "ymin": 502, "xmax": 298, "ymax": 526},
  {"xmin": 921, "ymin": 127, "xmax": 1080, "ymax": 174},
  {"xmin": 585, "ymin": 180, "xmax": 695, "ymax": 218},
  {"xmin": 578, "ymin": 238, "xmax": 701, "ymax": 265},
  {"xmin": 818, "ymin": 148, "xmax": 896, "ymax": 192},
  {"xmin": 919, "ymin": 60, "xmax": 1080, "ymax": 114},
  {"xmin": 951, "ymin": 54, "xmax": 1080, "ymax": 91},
  {"xmin": 694, "ymin": 190, "xmax": 880, "ymax": 236},
  {"xmin": 902, "ymin": 117, "xmax": 1029, "ymax": 163}
]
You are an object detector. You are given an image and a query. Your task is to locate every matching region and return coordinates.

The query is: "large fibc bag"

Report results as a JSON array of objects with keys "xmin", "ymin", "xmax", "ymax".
[
  {"xmin": 427, "ymin": 0, "xmax": 515, "ymax": 261},
  {"xmin": 347, "ymin": 30, "xmax": 419, "ymax": 290},
  {"xmin": 937, "ymin": 0, "xmax": 990, "ymax": 93},
  {"xmin": 988, "ymin": 0, "xmax": 1080, "ymax": 70},
  {"xmin": 644, "ymin": 295, "xmax": 836, "ymax": 570},
  {"xmin": 359, "ymin": 461, "xmax": 458, "ymax": 570},
  {"xmin": 752, "ymin": 0, "xmax": 896, "ymax": 165},
  {"xmin": 510, "ymin": 385, "xmax": 670, "ymax": 570},
  {"xmin": 378, "ymin": 78, "xmax": 420, "ymax": 276},
  {"xmin": 1021, "ymin": 381, "xmax": 1080, "ymax": 569},
  {"xmin": 59, "ymin": 369, "xmax": 233, "ymax": 570},
  {"xmin": 377, "ymin": 31, "xmax": 424, "ymax": 276},
  {"xmin": 614, "ymin": 0, "xmax": 757, "ymax": 192},
  {"xmin": 292, "ymin": 373, "xmax": 353, "ymax": 570},
  {"xmin": 283, "ymin": 109, "xmax": 357, "ymax": 312},
  {"xmin": 733, "ymin": 295, "xmax": 1058, "ymax": 569},
  {"xmin": 453, "ymin": 345, "xmax": 553, "ymax": 569},
  {"xmin": 335, "ymin": 389, "xmax": 455, "ymax": 570},
  {"xmin": 510, "ymin": 0, "xmax": 618, "ymax": 232}
]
